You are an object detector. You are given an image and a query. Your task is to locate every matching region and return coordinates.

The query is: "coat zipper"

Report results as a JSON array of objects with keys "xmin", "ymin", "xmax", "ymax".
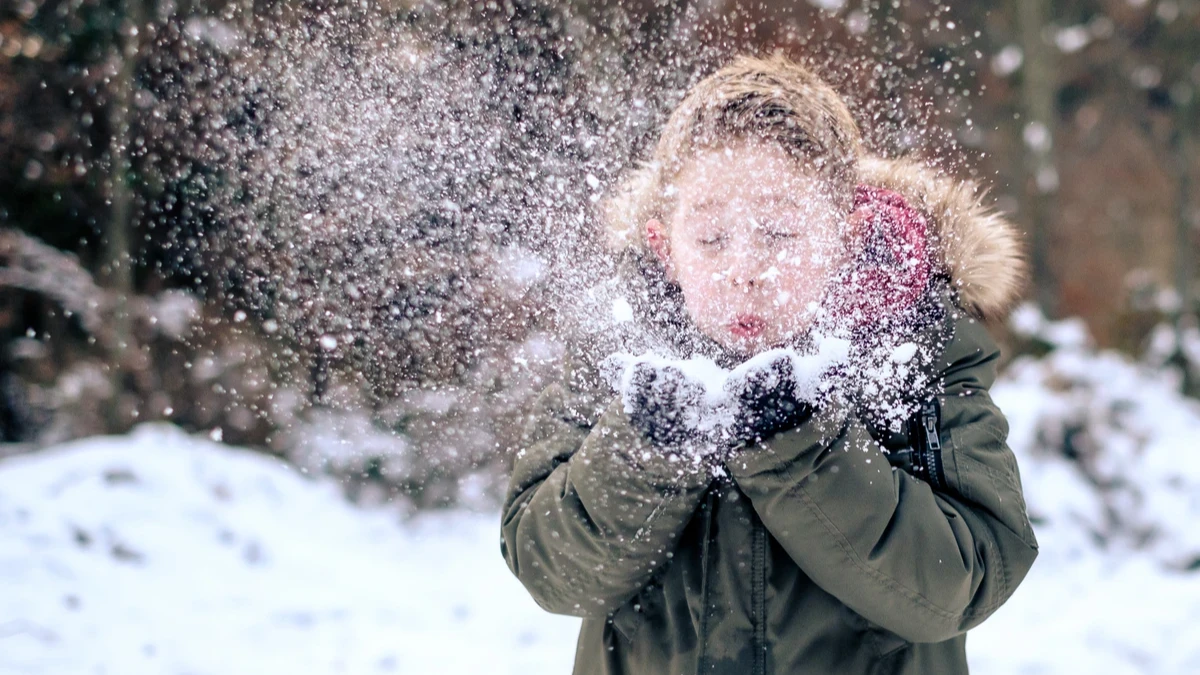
[
  {"xmin": 752, "ymin": 515, "xmax": 767, "ymax": 675},
  {"xmin": 696, "ymin": 489, "xmax": 716, "ymax": 675},
  {"xmin": 891, "ymin": 397, "xmax": 948, "ymax": 491},
  {"xmin": 919, "ymin": 397, "xmax": 948, "ymax": 491}
]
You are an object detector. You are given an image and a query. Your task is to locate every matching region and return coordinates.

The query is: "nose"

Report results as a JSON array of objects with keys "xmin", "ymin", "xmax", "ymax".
[
  {"xmin": 726, "ymin": 237, "xmax": 770, "ymax": 289},
  {"xmin": 731, "ymin": 271, "xmax": 758, "ymax": 288}
]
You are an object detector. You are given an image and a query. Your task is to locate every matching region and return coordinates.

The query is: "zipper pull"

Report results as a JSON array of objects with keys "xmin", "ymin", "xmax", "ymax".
[
  {"xmin": 919, "ymin": 398, "xmax": 948, "ymax": 491},
  {"xmin": 921, "ymin": 400, "xmax": 941, "ymax": 452}
]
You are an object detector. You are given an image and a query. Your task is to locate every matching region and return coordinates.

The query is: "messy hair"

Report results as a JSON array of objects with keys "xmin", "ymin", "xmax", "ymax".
[{"xmin": 602, "ymin": 53, "xmax": 864, "ymax": 252}]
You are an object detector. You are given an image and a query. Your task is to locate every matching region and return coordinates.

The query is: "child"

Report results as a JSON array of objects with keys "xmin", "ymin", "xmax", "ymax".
[{"xmin": 501, "ymin": 54, "xmax": 1038, "ymax": 675}]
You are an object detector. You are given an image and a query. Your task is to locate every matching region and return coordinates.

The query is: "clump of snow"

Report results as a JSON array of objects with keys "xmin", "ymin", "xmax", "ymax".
[
  {"xmin": 280, "ymin": 408, "xmax": 409, "ymax": 480},
  {"xmin": 990, "ymin": 45, "xmax": 1024, "ymax": 77},
  {"xmin": 184, "ymin": 16, "xmax": 241, "ymax": 53},
  {"xmin": 1022, "ymin": 121, "xmax": 1054, "ymax": 154},
  {"xmin": 510, "ymin": 331, "xmax": 564, "ymax": 370},
  {"xmin": 807, "ymin": 0, "xmax": 847, "ymax": 11},
  {"xmin": 601, "ymin": 335, "xmax": 851, "ymax": 443},
  {"xmin": 493, "ymin": 245, "xmax": 547, "ymax": 299},
  {"xmin": 611, "ymin": 297, "xmax": 634, "ymax": 323},
  {"xmin": 890, "ymin": 341, "xmax": 918, "ymax": 364},
  {"xmin": 1010, "ymin": 302, "xmax": 1093, "ymax": 349},
  {"xmin": 1131, "ymin": 64, "xmax": 1163, "ymax": 89},
  {"xmin": 1054, "ymin": 25, "xmax": 1091, "ymax": 54},
  {"xmin": 147, "ymin": 289, "xmax": 200, "ymax": 340},
  {"xmin": 1142, "ymin": 321, "xmax": 1200, "ymax": 381}
]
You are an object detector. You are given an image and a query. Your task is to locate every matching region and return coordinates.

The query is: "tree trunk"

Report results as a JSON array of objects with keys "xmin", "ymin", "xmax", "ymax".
[
  {"xmin": 103, "ymin": 0, "xmax": 146, "ymax": 430},
  {"xmin": 1015, "ymin": 0, "xmax": 1058, "ymax": 317},
  {"xmin": 1172, "ymin": 78, "xmax": 1198, "ymax": 396}
]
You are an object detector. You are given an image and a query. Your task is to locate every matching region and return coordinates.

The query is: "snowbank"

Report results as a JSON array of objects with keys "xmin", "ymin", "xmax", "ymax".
[
  {"xmin": 968, "ymin": 333, "xmax": 1200, "ymax": 674},
  {"xmin": 0, "ymin": 424, "xmax": 578, "ymax": 675},
  {"xmin": 999, "ymin": 321, "xmax": 1200, "ymax": 569}
]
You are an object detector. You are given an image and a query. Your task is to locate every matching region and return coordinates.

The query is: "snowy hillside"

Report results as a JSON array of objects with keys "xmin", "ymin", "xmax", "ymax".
[
  {"xmin": 0, "ymin": 425, "xmax": 579, "ymax": 675},
  {"xmin": 3, "ymin": 341, "xmax": 1200, "ymax": 674}
]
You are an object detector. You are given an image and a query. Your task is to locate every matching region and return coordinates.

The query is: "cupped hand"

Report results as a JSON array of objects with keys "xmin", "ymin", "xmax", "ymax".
[
  {"xmin": 625, "ymin": 362, "xmax": 706, "ymax": 447},
  {"xmin": 723, "ymin": 353, "xmax": 813, "ymax": 443}
]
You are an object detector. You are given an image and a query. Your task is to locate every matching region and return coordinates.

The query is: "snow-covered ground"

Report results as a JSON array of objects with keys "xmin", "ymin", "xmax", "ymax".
[
  {"xmin": 970, "ymin": 339, "xmax": 1200, "ymax": 675},
  {"xmin": 3, "ymin": 343, "xmax": 1200, "ymax": 674},
  {"xmin": 0, "ymin": 425, "xmax": 578, "ymax": 675}
]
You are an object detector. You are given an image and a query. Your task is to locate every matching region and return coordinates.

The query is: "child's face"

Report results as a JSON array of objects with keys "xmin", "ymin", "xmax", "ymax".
[{"xmin": 647, "ymin": 140, "xmax": 849, "ymax": 354}]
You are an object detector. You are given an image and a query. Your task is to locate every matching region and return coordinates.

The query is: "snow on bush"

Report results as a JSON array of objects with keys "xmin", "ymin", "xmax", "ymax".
[{"xmin": 998, "ymin": 305, "xmax": 1200, "ymax": 569}]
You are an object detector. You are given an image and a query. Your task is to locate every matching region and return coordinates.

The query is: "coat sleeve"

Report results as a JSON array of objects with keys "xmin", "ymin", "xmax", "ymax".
[
  {"xmin": 500, "ymin": 358, "xmax": 713, "ymax": 618},
  {"xmin": 727, "ymin": 315, "xmax": 1039, "ymax": 643}
]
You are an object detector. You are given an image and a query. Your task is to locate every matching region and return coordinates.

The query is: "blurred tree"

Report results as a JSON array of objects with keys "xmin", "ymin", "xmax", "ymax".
[
  {"xmin": 103, "ymin": 0, "xmax": 148, "ymax": 427},
  {"xmin": 1157, "ymin": 0, "xmax": 1200, "ymax": 395},
  {"xmin": 1016, "ymin": 0, "xmax": 1060, "ymax": 316}
]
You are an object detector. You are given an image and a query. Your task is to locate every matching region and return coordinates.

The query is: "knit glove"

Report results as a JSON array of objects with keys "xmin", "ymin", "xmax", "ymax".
[
  {"xmin": 722, "ymin": 353, "xmax": 814, "ymax": 445},
  {"xmin": 623, "ymin": 362, "xmax": 706, "ymax": 448}
]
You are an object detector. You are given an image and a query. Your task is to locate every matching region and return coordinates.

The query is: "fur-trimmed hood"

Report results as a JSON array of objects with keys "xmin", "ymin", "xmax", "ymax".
[
  {"xmin": 599, "ymin": 55, "xmax": 1026, "ymax": 325},
  {"xmin": 598, "ymin": 54, "xmax": 1028, "ymax": 330},
  {"xmin": 857, "ymin": 155, "xmax": 1026, "ymax": 323},
  {"xmin": 604, "ymin": 154, "xmax": 1027, "ymax": 345}
]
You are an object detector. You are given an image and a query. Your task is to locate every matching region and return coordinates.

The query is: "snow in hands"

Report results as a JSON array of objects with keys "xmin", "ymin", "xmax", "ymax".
[{"xmin": 602, "ymin": 334, "xmax": 851, "ymax": 454}]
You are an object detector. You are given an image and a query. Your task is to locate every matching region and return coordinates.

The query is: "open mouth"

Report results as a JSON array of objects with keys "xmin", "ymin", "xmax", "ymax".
[{"xmin": 728, "ymin": 314, "xmax": 766, "ymax": 338}]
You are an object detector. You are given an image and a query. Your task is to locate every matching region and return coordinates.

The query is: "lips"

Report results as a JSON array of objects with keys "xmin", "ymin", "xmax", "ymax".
[{"xmin": 728, "ymin": 314, "xmax": 766, "ymax": 338}]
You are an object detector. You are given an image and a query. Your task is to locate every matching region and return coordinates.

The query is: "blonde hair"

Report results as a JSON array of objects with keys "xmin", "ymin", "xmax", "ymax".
[{"xmin": 603, "ymin": 54, "xmax": 864, "ymax": 252}]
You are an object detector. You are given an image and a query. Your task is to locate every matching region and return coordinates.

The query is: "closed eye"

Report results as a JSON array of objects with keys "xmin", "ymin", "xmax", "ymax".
[
  {"xmin": 698, "ymin": 235, "xmax": 728, "ymax": 246},
  {"xmin": 764, "ymin": 230, "xmax": 801, "ymax": 240}
]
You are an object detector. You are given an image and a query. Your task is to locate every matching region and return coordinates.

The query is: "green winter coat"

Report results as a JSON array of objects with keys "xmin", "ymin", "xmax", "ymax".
[{"xmin": 501, "ymin": 157, "xmax": 1038, "ymax": 675}]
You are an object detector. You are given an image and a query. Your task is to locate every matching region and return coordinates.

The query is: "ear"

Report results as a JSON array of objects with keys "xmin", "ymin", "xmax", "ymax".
[{"xmin": 645, "ymin": 218, "xmax": 675, "ymax": 279}]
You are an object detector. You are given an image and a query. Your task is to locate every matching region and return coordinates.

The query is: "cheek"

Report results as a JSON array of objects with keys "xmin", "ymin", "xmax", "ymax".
[
  {"xmin": 773, "ymin": 252, "xmax": 844, "ymax": 303},
  {"xmin": 675, "ymin": 268, "xmax": 720, "ymax": 310},
  {"xmin": 778, "ymin": 237, "xmax": 846, "ymax": 279},
  {"xmin": 773, "ymin": 269, "xmax": 823, "ymax": 306},
  {"xmin": 672, "ymin": 262, "xmax": 735, "ymax": 321}
]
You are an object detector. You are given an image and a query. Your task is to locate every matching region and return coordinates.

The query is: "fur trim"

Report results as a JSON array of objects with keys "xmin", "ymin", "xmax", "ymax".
[{"xmin": 858, "ymin": 156, "xmax": 1027, "ymax": 322}]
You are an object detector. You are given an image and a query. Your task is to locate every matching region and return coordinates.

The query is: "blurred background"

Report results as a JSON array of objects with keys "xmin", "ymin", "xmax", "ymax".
[{"xmin": 1, "ymin": 1, "xmax": 1199, "ymax": 674}]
